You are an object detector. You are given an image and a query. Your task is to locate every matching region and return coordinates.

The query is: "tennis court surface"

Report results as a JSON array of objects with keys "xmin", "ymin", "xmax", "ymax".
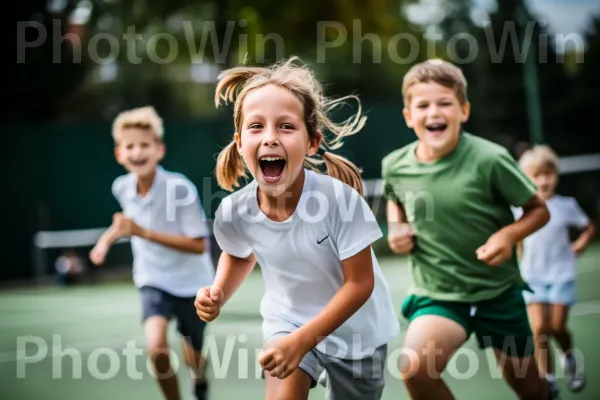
[{"xmin": 2, "ymin": 246, "xmax": 599, "ymax": 399}]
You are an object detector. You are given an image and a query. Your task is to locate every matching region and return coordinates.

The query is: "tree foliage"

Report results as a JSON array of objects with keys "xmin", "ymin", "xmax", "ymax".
[{"xmin": 10, "ymin": 0, "xmax": 600, "ymax": 156}]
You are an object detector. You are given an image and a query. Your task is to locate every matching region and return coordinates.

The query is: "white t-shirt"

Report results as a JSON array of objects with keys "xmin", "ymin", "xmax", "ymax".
[
  {"xmin": 514, "ymin": 195, "xmax": 589, "ymax": 284},
  {"xmin": 112, "ymin": 166, "xmax": 215, "ymax": 297},
  {"xmin": 213, "ymin": 169, "xmax": 400, "ymax": 360}
]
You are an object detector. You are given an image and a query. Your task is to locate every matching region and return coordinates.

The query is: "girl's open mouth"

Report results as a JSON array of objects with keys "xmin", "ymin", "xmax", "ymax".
[{"xmin": 259, "ymin": 156, "xmax": 286, "ymax": 183}]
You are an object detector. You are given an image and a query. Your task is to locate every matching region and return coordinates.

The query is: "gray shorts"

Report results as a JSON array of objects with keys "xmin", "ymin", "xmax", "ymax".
[{"xmin": 264, "ymin": 331, "xmax": 387, "ymax": 400}]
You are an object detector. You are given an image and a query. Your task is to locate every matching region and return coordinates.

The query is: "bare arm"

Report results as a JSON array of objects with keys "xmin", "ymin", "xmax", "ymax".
[
  {"xmin": 386, "ymin": 199, "xmax": 406, "ymax": 225},
  {"xmin": 386, "ymin": 200, "xmax": 414, "ymax": 254},
  {"xmin": 97, "ymin": 224, "xmax": 121, "ymax": 248},
  {"xmin": 110, "ymin": 213, "xmax": 207, "ymax": 254},
  {"xmin": 212, "ymin": 251, "xmax": 257, "ymax": 306},
  {"xmin": 137, "ymin": 228, "xmax": 206, "ymax": 254},
  {"xmin": 89, "ymin": 223, "xmax": 122, "ymax": 265},
  {"xmin": 477, "ymin": 194, "xmax": 549, "ymax": 266},
  {"xmin": 502, "ymin": 194, "xmax": 550, "ymax": 243},
  {"xmin": 572, "ymin": 222, "xmax": 596, "ymax": 256},
  {"xmin": 293, "ymin": 246, "xmax": 375, "ymax": 353}
]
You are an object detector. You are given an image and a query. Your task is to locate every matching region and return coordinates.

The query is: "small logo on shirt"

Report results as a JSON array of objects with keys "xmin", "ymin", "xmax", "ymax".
[{"xmin": 317, "ymin": 235, "xmax": 329, "ymax": 244}]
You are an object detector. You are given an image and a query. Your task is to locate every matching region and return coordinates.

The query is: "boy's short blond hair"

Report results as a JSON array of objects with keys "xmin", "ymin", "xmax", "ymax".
[
  {"xmin": 112, "ymin": 106, "xmax": 164, "ymax": 142},
  {"xmin": 402, "ymin": 59, "xmax": 468, "ymax": 106},
  {"xmin": 519, "ymin": 145, "xmax": 559, "ymax": 173}
]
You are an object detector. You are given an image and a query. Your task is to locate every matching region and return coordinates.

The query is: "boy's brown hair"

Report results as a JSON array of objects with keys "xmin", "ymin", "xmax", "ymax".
[
  {"xmin": 402, "ymin": 59, "xmax": 468, "ymax": 106},
  {"xmin": 112, "ymin": 106, "xmax": 164, "ymax": 143}
]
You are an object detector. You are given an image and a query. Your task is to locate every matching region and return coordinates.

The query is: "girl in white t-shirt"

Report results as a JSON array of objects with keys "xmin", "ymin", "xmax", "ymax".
[
  {"xmin": 517, "ymin": 145, "xmax": 596, "ymax": 398},
  {"xmin": 195, "ymin": 57, "xmax": 399, "ymax": 400}
]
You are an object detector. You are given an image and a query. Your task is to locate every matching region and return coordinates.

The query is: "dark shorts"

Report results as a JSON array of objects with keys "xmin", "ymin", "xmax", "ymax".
[
  {"xmin": 140, "ymin": 286, "xmax": 207, "ymax": 351},
  {"xmin": 401, "ymin": 285, "xmax": 534, "ymax": 358}
]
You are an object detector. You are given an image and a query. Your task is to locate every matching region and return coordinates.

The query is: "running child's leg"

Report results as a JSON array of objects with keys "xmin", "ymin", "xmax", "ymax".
[
  {"xmin": 264, "ymin": 369, "xmax": 312, "ymax": 400},
  {"xmin": 492, "ymin": 350, "xmax": 547, "ymax": 400},
  {"xmin": 527, "ymin": 303, "xmax": 552, "ymax": 377},
  {"xmin": 182, "ymin": 340, "xmax": 207, "ymax": 378},
  {"xmin": 182, "ymin": 341, "xmax": 208, "ymax": 399},
  {"xmin": 401, "ymin": 315, "xmax": 467, "ymax": 400},
  {"xmin": 173, "ymin": 293, "xmax": 210, "ymax": 399},
  {"xmin": 473, "ymin": 286, "xmax": 548, "ymax": 400},
  {"xmin": 145, "ymin": 315, "xmax": 181, "ymax": 400},
  {"xmin": 549, "ymin": 299, "xmax": 585, "ymax": 392},
  {"xmin": 549, "ymin": 304, "xmax": 572, "ymax": 352}
]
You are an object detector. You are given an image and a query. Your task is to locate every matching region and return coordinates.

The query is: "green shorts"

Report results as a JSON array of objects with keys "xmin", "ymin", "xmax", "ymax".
[{"xmin": 401, "ymin": 285, "xmax": 534, "ymax": 358}]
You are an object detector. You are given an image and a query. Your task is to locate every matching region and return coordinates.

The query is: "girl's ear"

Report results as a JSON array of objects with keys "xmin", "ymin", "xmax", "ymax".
[
  {"xmin": 306, "ymin": 131, "xmax": 323, "ymax": 156},
  {"xmin": 234, "ymin": 132, "xmax": 242, "ymax": 151}
]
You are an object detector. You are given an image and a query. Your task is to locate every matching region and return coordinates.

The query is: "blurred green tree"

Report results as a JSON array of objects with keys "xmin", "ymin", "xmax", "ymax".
[{"xmin": 30, "ymin": 0, "xmax": 431, "ymax": 121}]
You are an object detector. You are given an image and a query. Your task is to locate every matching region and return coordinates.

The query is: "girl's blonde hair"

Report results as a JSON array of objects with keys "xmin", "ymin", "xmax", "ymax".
[
  {"xmin": 112, "ymin": 106, "xmax": 164, "ymax": 143},
  {"xmin": 519, "ymin": 145, "xmax": 559, "ymax": 173},
  {"xmin": 214, "ymin": 57, "xmax": 367, "ymax": 195}
]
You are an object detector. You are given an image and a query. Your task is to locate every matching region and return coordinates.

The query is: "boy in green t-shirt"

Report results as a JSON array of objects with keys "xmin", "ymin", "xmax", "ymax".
[{"xmin": 383, "ymin": 59, "xmax": 552, "ymax": 399}]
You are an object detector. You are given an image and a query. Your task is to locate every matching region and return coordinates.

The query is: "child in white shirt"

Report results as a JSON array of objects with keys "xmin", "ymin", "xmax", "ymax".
[{"xmin": 516, "ymin": 145, "xmax": 595, "ymax": 397}]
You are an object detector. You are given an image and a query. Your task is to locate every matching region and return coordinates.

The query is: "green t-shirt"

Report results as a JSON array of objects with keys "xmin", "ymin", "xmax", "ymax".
[{"xmin": 382, "ymin": 133, "xmax": 537, "ymax": 302}]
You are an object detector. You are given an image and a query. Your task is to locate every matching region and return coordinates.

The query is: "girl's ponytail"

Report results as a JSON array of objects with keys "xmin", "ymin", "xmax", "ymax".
[{"xmin": 215, "ymin": 140, "xmax": 246, "ymax": 191}]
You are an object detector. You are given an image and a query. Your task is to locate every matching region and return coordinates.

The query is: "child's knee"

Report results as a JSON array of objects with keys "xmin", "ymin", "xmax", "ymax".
[
  {"xmin": 399, "ymin": 350, "xmax": 445, "ymax": 383},
  {"xmin": 548, "ymin": 323, "xmax": 568, "ymax": 338},
  {"xmin": 530, "ymin": 320, "xmax": 550, "ymax": 337},
  {"xmin": 147, "ymin": 341, "xmax": 172, "ymax": 367}
]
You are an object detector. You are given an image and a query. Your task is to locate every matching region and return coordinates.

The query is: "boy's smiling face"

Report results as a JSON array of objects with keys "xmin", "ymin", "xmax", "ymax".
[
  {"xmin": 115, "ymin": 128, "xmax": 164, "ymax": 178},
  {"xmin": 403, "ymin": 82, "xmax": 470, "ymax": 161},
  {"xmin": 525, "ymin": 164, "xmax": 558, "ymax": 199}
]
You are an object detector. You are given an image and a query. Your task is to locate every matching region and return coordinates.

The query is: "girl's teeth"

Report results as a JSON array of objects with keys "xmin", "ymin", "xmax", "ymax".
[{"xmin": 261, "ymin": 157, "xmax": 283, "ymax": 161}]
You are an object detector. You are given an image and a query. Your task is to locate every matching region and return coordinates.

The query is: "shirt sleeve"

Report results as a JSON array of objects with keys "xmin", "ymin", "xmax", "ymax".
[
  {"xmin": 331, "ymin": 181, "xmax": 383, "ymax": 260},
  {"xmin": 212, "ymin": 200, "xmax": 253, "ymax": 259},
  {"xmin": 565, "ymin": 197, "xmax": 590, "ymax": 229},
  {"xmin": 111, "ymin": 176, "xmax": 126, "ymax": 206},
  {"xmin": 173, "ymin": 179, "xmax": 211, "ymax": 238},
  {"xmin": 490, "ymin": 150, "xmax": 538, "ymax": 207}
]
